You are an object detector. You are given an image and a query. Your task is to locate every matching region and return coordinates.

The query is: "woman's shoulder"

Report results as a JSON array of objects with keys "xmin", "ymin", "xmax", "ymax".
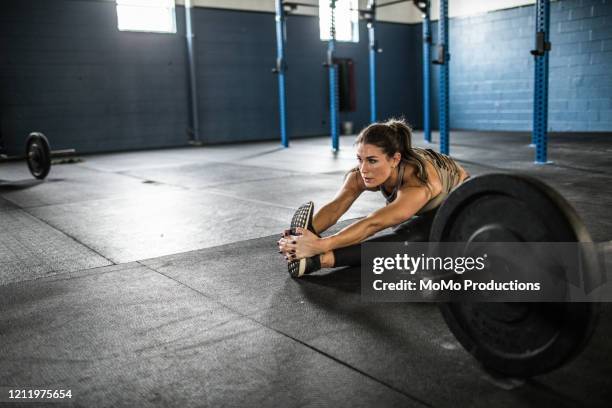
[
  {"xmin": 400, "ymin": 156, "xmax": 442, "ymax": 196},
  {"xmin": 398, "ymin": 160, "xmax": 420, "ymax": 187}
]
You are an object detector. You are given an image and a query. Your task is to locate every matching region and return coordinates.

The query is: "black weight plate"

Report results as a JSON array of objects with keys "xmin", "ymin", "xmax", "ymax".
[
  {"xmin": 25, "ymin": 132, "xmax": 51, "ymax": 180},
  {"xmin": 430, "ymin": 174, "xmax": 600, "ymax": 378}
]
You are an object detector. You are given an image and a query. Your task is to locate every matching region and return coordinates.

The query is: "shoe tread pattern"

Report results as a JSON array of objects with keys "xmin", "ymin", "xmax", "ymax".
[{"xmin": 287, "ymin": 202, "xmax": 313, "ymax": 277}]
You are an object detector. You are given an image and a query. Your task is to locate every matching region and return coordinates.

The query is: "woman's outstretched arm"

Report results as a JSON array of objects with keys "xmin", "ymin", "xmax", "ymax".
[
  {"xmin": 289, "ymin": 184, "xmax": 434, "ymax": 259},
  {"xmin": 311, "ymin": 171, "xmax": 365, "ymax": 234},
  {"xmin": 319, "ymin": 185, "xmax": 432, "ymax": 251}
]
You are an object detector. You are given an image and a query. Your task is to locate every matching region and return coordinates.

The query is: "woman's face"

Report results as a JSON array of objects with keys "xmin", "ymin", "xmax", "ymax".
[{"xmin": 356, "ymin": 143, "xmax": 400, "ymax": 188}]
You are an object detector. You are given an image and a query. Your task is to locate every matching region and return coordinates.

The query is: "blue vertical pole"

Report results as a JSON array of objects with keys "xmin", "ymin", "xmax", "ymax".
[
  {"xmin": 438, "ymin": 0, "xmax": 450, "ymax": 155},
  {"xmin": 367, "ymin": 0, "xmax": 377, "ymax": 123},
  {"xmin": 185, "ymin": 0, "xmax": 200, "ymax": 142},
  {"xmin": 532, "ymin": 0, "xmax": 551, "ymax": 164},
  {"xmin": 274, "ymin": 0, "xmax": 289, "ymax": 147},
  {"xmin": 422, "ymin": 3, "xmax": 432, "ymax": 143},
  {"xmin": 328, "ymin": 0, "xmax": 340, "ymax": 151}
]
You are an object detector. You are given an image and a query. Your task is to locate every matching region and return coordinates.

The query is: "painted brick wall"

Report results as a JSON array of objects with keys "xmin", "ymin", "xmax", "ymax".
[{"xmin": 428, "ymin": 0, "xmax": 612, "ymax": 132}]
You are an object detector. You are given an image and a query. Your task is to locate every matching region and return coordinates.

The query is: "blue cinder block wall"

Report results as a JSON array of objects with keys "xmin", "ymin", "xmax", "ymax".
[
  {"xmin": 193, "ymin": 10, "xmax": 421, "ymax": 144},
  {"xmin": 2, "ymin": 0, "xmax": 610, "ymax": 155},
  {"xmin": 428, "ymin": 0, "xmax": 612, "ymax": 132},
  {"xmin": 0, "ymin": 1, "xmax": 421, "ymax": 154},
  {"xmin": 0, "ymin": 0, "xmax": 192, "ymax": 155}
]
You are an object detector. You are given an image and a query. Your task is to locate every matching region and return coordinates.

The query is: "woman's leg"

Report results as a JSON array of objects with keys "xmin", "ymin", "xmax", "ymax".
[{"xmin": 329, "ymin": 208, "xmax": 438, "ymax": 268}]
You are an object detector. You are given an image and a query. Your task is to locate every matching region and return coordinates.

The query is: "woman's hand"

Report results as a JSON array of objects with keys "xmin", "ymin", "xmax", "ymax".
[
  {"xmin": 277, "ymin": 229, "xmax": 292, "ymax": 259},
  {"xmin": 277, "ymin": 227, "xmax": 322, "ymax": 261}
]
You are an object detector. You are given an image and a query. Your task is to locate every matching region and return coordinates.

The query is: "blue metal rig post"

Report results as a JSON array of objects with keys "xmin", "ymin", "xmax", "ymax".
[
  {"xmin": 274, "ymin": 0, "xmax": 289, "ymax": 148},
  {"xmin": 367, "ymin": 0, "xmax": 377, "ymax": 123},
  {"xmin": 438, "ymin": 0, "xmax": 450, "ymax": 155},
  {"xmin": 422, "ymin": 3, "xmax": 432, "ymax": 143},
  {"xmin": 531, "ymin": 0, "xmax": 551, "ymax": 164},
  {"xmin": 328, "ymin": 0, "xmax": 340, "ymax": 151}
]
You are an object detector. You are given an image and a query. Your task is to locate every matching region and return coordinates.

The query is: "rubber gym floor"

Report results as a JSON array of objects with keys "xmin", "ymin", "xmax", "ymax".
[{"xmin": 1, "ymin": 131, "xmax": 611, "ymax": 407}]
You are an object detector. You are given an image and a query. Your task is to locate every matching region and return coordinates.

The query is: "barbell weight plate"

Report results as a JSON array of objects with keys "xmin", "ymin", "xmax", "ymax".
[
  {"xmin": 25, "ymin": 132, "xmax": 51, "ymax": 180},
  {"xmin": 430, "ymin": 174, "xmax": 600, "ymax": 377}
]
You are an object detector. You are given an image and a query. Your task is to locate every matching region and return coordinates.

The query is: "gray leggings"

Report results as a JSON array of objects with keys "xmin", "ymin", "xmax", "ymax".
[{"xmin": 332, "ymin": 208, "xmax": 438, "ymax": 267}]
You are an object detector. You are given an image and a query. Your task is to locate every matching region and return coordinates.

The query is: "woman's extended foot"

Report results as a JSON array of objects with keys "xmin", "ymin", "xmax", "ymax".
[
  {"xmin": 287, "ymin": 251, "xmax": 334, "ymax": 278},
  {"xmin": 285, "ymin": 201, "xmax": 317, "ymax": 277},
  {"xmin": 289, "ymin": 201, "xmax": 319, "ymax": 236},
  {"xmin": 288, "ymin": 255, "xmax": 321, "ymax": 278}
]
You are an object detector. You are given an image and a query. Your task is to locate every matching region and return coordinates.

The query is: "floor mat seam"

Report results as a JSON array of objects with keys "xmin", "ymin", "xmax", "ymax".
[
  {"xmin": 137, "ymin": 260, "xmax": 433, "ymax": 407},
  {"xmin": 21, "ymin": 209, "xmax": 116, "ymax": 266}
]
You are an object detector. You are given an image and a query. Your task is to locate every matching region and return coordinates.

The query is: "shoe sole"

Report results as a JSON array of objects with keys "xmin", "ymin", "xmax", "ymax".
[
  {"xmin": 288, "ymin": 258, "xmax": 306, "ymax": 278},
  {"xmin": 290, "ymin": 201, "xmax": 314, "ymax": 235},
  {"xmin": 287, "ymin": 202, "xmax": 314, "ymax": 278}
]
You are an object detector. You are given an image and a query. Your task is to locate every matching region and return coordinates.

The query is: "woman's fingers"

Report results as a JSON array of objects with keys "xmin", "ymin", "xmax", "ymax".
[
  {"xmin": 294, "ymin": 227, "xmax": 314, "ymax": 237},
  {"xmin": 282, "ymin": 238, "xmax": 298, "ymax": 248},
  {"xmin": 284, "ymin": 253, "xmax": 300, "ymax": 263},
  {"xmin": 277, "ymin": 237, "xmax": 298, "ymax": 254}
]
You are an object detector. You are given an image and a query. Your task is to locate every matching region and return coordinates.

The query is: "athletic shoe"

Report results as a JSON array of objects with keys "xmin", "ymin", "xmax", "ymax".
[
  {"xmin": 290, "ymin": 201, "xmax": 316, "ymax": 236},
  {"xmin": 288, "ymin": 255, "xmax": 321, "ymax": 278},
  {"xmin": 287, "ymin": 201, "xmax": 318, "ymax": 277}
]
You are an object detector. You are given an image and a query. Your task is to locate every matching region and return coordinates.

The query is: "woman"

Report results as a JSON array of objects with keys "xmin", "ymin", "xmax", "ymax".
[{"xmin": 278, "ymin": 119, "xmax": 470, "ymax": 277}]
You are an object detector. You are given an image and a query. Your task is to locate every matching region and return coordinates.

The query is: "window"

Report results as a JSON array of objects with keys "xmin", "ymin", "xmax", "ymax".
[
  {"xmin": 319, "ymin": 0, "xmax": 359, "ymax": 43},
  {"xmin": 116, "ymin": 0, "xmax": 176, "ymax": 33}
]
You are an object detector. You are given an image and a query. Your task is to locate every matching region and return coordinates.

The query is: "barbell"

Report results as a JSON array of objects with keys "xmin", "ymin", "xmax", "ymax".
[
  {"xmin": 429, "ymin": 173, "xmax": 601, "ymax": 378},
  {"xmin": 0, "ymin": 132, "xmax": 75, "ymax": 180}
]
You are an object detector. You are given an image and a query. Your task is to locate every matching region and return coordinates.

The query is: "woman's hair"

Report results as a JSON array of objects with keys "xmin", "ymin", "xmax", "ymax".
[{"xmin": 351, "ymin": 118, "xmax": 429, "ymax": 185}]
